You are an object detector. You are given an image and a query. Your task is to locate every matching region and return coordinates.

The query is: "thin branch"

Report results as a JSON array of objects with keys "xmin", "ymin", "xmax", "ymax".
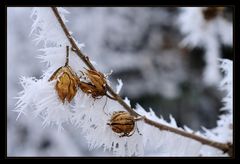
[
  {"xmin": 51, "ymin": 7, "xmax": 233, "ymax": 156},
  {"xmin": 65, "ymin": 45, "xmax": 69, "ymax": 66},
  {"xmin": 144, "ymin": 118, "xmax": 232, "ymax": 155}
]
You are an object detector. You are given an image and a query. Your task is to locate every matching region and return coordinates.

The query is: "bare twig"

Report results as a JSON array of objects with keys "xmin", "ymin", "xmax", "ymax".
[
  {"xmin": 51, "ymin": 7, "xmax": 233, "ymax": 156},
  {"xmin": 65, "ymin": 46, "xmax": 69, "ymax": 66}
]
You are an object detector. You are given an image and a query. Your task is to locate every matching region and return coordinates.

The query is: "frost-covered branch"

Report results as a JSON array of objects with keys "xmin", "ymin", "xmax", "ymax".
[
  {"xmin": 144, "ymin": 117, "xmax": 231, "ymax": 155},
  {"xmin": 51, "ymin": 7, "xmax": 232, "ymax": 155},
  {"xmin": 14, "ymin": 7, "xmax": 232, "ymax": 156},
  {"xmin": 51, "ymin": 7, "xmax": 139, "ymax": 117}
]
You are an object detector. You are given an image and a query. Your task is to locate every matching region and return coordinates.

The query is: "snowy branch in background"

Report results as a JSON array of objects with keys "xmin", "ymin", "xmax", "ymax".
[
  {"xmin": 178, "ymin": 7, "xmax": 233, "ymax": 86},
  {"xmin": 200, "ymin": 59, "xmax": 233, "ymax": 156},
  {"xmin": 199, "ymin": 59, "xmax": 233, "ymax": 156},
  {"xmin": 14, "ymin": 7, "xmax": 233, "ymax": 156},
  {"xmin": 210, "ymin": 59, "xmax": 232, "ymax": 144}
]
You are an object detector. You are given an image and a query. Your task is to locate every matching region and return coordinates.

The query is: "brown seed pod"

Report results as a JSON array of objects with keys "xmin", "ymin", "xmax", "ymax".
[
  {"xmin": 86, "ymin": 69, "xmax": 106, "ymax": 91},
  {"xmin": 78, "ymin": 81, "xmax": 104, "ymax": 98},
  {"xmin": 107, "ymin": 111, "xmax": 136, "ymax": 137},
  {"xmin": 78, "ymin": 69, "xmax": 107, "ymax": 99},
  {"xmin": 49, "ymin": 65, "xmax": 79, "ymax": 103}
]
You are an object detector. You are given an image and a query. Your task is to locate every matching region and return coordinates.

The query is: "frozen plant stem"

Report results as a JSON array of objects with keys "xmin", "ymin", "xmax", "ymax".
[
  {"xmin": 51, "ymin": 7, "xmax": 232, "ymax": 156},
  {"xmin": 65, "ymin": 46, "xmax": 69, "ymax": 66},
  {"xmin": 51, "ymin": 7, "xmax": 138, "ymax": 117}
]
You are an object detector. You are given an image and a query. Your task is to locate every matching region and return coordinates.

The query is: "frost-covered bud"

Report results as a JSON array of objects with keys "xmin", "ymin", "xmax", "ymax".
[
  {"xmin": 107, "ymin": 111, "xmax": 135, "ymax": 137},
  {"xmin": 49, "ymin": 65, "xmax": 79, "ymax": 103},
  {"xmin": 79, "ymin": 69, "xmax": 107, "ymax": 98}
]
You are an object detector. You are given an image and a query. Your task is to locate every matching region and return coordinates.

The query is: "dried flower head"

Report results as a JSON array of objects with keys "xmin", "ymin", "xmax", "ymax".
[
  {"xmin": 49, "ymin": 65, "xmax": 79, "ymax": 103},
  {"xmin": 107, "ymin": 111, "xmax": 136, "ymax": 137},
  {"xmin": 79, "ymin": 69, "xmax": 107, "ymax": 99}
]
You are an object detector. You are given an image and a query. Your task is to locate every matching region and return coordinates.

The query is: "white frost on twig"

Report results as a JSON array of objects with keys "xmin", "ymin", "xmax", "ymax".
[
  {"xmin": 116, "ymin": 79, "xmax": 123, "ymax": 94},
  {"xmin": 15, "ymin": 76, "xmax": 74, "ymax": 131},
  {"xmin": 71, "ymin": 92, "xmax": 144, "ymax": 156}
]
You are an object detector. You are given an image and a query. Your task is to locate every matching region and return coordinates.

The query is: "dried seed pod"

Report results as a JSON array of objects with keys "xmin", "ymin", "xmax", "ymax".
[
  {"xmin": 78, "ymin": 69, "xmax": 107, "ymax": 99},
  {"xmin": 78, "ymin": 81, "xmax": 103, "ymax": 98},
  {"xmin": 86, "ymin": 69, "xmax": 106, "ymax": 91},
  {"xmin": 78, "ymin": 81, "xmax": 96, "ymax": 94},
  {"xmin": 49, "ymin": 66, "xmax": 79, "ymax": 103},
  {"xmin": 107, "ymin": 111, "xmax": 135, "ymax": 137}
]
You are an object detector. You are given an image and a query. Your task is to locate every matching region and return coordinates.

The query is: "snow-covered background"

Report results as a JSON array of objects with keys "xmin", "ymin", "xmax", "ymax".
[{"xmin": 7, "ymin": 7, "xmax": 233, "ymax": 156}]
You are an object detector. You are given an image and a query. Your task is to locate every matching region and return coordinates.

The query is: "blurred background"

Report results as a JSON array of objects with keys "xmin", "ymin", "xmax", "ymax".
[{"xmin": 7, "ymin": 7, "xmax": 233, "ymax": 156}]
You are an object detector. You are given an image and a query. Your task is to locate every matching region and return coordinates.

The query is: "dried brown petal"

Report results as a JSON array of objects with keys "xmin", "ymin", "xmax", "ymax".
[
  {"xmin": 107, "ymin": 111, "xmax": 135, "ymax": 137},
  {"xmin": 86, "ymin": 69, "xmax": 106, "ymax": 92},
  {"xmin": 78, "ymin": 69, "xmax": 107, "ymax": 98},
  {"xmin": 78, "ymin": 81, "xmax": 96, "ymax": 94},
  {"xmin": 49, "ymin": 66, "xmax": 79, "ymax": 103}
]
